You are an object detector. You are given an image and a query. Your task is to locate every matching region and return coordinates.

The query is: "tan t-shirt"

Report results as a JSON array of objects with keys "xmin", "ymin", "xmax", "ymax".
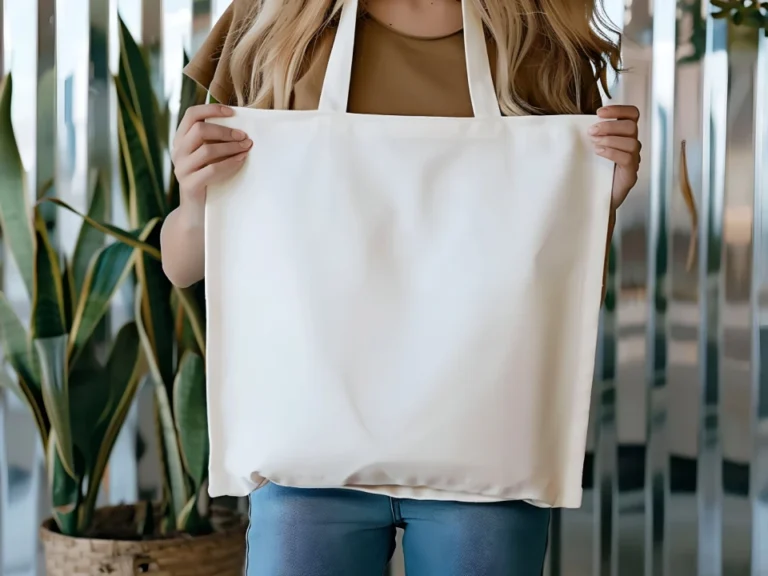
[{"xmin": 185, "ymin": 0, "xmax": 605, "ymax": 504}]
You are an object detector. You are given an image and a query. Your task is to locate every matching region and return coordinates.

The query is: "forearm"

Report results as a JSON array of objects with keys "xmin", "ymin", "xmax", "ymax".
[{"xmin": 160, "ymin": 202, "xmax": 206, "ymax": 288}]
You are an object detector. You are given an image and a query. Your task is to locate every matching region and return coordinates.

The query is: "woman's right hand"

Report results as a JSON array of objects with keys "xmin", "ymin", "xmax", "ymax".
[
  {"xmin": 161, "ymin": 104, "xmax": 251, "ymax": 288},
  {"xmin": 171, "ymin": 103, "xmax": 253, "ymax": 216}
]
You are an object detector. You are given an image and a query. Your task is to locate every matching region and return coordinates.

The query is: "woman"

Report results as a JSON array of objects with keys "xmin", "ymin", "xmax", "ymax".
[{"xmin": 161, "ymin": 0, "xmax": 641, "ymax": 573}]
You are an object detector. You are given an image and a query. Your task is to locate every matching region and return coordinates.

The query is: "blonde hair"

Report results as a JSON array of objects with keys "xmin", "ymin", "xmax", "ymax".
[{"xmin": 229, "ymin": 0, "xmax": 621, "ymax": 115}]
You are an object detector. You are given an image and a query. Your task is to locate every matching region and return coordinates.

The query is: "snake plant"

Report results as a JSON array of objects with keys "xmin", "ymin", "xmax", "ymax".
[
  {"xmin": 0, "ymin": 74, "xmax": 154, "ymax": 537},
  {"xmin": 117, "ymin": 19, "xmax": 211, "ymax": 536},
  {"xmin": 48, "ymin": 19, "xmax": 211, "ymax": 536}
]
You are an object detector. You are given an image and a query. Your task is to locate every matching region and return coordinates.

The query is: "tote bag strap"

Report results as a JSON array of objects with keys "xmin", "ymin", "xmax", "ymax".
[{"xmin": 318, "ymin": 0, "xmax": 502, "ymax": 118}]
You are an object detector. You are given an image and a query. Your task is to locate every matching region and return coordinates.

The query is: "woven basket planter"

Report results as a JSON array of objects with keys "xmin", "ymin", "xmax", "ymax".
[{"xmin": 40, "ymin": 504, "xmax": 246, "ymax": 576}]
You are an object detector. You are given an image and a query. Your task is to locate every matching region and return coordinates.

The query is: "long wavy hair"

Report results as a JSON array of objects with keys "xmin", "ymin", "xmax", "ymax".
[{"xmin": 229, "ymin": 0, "xmax": 621, "ymax": 115}]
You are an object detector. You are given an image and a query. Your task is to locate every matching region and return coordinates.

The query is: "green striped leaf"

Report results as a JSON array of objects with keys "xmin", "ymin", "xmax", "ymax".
[
  {"xmin": 47, "ymin": 430, "xmax": 81, "ymax": 536},
  {"xmin": 31, "ymin": 213, "xmax": 67, "ymax": 340},
  {"xmin": 176, "ymin": 491, "xmax": 210, "ymax": 535},
  {"xmin": 68, "ymin": 218, "xmax": 156, "ymax": 366},
  {"xmin": 117, "ymin": 83, "xmax": 166, "ymax": 226},
  {"xmin": 168, "ymin": 52, "xmax": 206, "ymax": 212},
  {"xmin": 68, "ymin": 364, "xmax": 107, "ymax": 472},
  {"xmin": 135, "ymin": 226, "xmax": 175, "ymax": 388},
  {"xmin": 79, "ymin": 322, "xmax": 144, "ymax": 531},
  {"xmin": 179, "ymin": 53, "xmax": 205, "ymax": 128},
  {"xmin": 174, "ymin": 286, "xmax": 206, "ymax": 359},
  {"xmin": 117, "ymin": 17, "xmax": 165, "ymax": 204},
  {"xmin": 36, "ymin": 335, "xmax": 76, "ymax": 478},
  {"xmin": 61, "ymin": 259, "xmax": 76, "ymax": 333},
  {"xmin": 158, "ymin": 98, "xmax": 171, "ymax": 149},
  {"xmin": 72, "ymin": 171, "xmax": 107, "ymax": 293},
  {"xmin": 136, "ymin": 288, "xmax": 190, "ymax": 521},
  {"xmin": 173, "ymin": 351, "xmax": 208, "ymax": 488},
  {"xmin": 0, "ymin": 75, "xmax": 36, "ymax": 298},
  {"xmin": 41, "ymin": 197, "xmax": 162, "ymax": 260}
]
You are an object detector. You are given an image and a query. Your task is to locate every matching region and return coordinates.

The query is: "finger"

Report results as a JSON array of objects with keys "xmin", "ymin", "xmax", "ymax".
[
  {"xmin": 177, "ymin": 140, "xmax": 253, "ymax": 176},
  {"xmin": 595, "ymin": 146, "xmax": 637, "ymax": 168},
  {"xmin": 589, "ymin": 119, "xmax": 638, "ymax": 138},
  {"xmin": 177, "ymin": 104, "xmax": 235, "ymax": 138},
  {"xmin": 173, "ymin": 122, "xmax": 248, "ymax": 161},
  {"xmin": 186, "ymin": 152, "xmax": 249, "ymax": 191},
  {"xmin": 597, "ymin": 105, "xmax": 640, "ymax": 121},
  {"xmin": 591, "ymin": 135, "xmax": 641, "ymax": 155}
]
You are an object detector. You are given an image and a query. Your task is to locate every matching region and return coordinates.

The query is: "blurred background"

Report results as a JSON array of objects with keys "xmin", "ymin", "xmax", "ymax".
[{"xmin": 0, "ymin": 0, "xmax": 766, "ymax": 575}]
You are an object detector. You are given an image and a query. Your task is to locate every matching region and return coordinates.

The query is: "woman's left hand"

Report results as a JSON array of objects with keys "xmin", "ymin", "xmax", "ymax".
[{"xmin": 590, "ymin": 105, "xmax": 642, "ymax": 210}]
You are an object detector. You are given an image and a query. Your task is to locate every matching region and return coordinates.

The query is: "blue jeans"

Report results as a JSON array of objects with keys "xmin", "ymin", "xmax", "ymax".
[{"xmin": 246, "ymin": 483, "xmax": 550, "ymax": 575}]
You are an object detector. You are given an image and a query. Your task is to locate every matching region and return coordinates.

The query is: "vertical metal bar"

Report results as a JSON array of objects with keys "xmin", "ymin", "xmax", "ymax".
[
  {"xmin": 0, "ymin": 0, "xmax": 4, "ymax": 73},
  {"xmin": 646, "ymin": 0, "xmax": 677, "ymax": 574},
  {"xmin": 718, "ymin": 43, "xmax": 754, "ymax": 576},
  {"xmin": 0, "ymin": 1, "xmax": 7, "ymax": 570},
  {"xmin": 594, "ymin": 240, "xmax": 620, "ymax": 576},
  {"xmin": 751, "ymin": 28, "xmax": 768, "ymax": 576},
  {"xmin": 37, "ymin": 0, "xmax": 56, "ymax": 203},
  {"xmin": 55, "ymin": 0, "xmax": 88, "ymax": 253},
  {"xmin": 666, "ymin": 3, "xmax": 700, "ymax": 574},
  {"xmin": 614, "ymin": 1, "xmax": 652, "ymax": 574},
  {"xmin": 191, "ymin": 0, "xmax": 211, "ymax": 54},
  {"xmin": 114, "ymin": 0, "xmax": 135, "ymax": 238},
  {"xmin": 697, "ymin": 10, "xmax": 728, "ymax": 576},
  {"xmin": 143, "ymin": 0, "xmax": 164, "ymax": 100},
  {"xmin": 89, "ymin": 0, "xmax": 114, "ymax": 191},
  {"xmin": 591, "ymin": 3, "xmax": 624, "ymax": 573}
]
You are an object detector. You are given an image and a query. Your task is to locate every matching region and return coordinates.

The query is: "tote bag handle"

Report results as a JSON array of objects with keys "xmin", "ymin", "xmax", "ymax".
[{"xmin": 318, "ymin": 0, "xmax": 502, "ymax": 118}]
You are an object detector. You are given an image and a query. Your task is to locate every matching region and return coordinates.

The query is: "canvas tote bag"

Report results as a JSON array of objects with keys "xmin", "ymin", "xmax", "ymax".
[{"xmin": 205, "ymin": 0, "xmax": 615, "ymax": 508}]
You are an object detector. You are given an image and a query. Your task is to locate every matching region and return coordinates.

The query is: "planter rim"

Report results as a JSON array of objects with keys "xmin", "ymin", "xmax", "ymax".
[
  {"xmin": 39, "ymin": 503, "xmax": 245, "ymax": 545},
  {"xmin": 40, "ymin": 504, "xmax": 246, "ymax": 576}
]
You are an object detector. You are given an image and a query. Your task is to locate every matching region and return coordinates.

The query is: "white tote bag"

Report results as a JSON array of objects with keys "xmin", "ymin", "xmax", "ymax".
[{"xmin": 205, "ymin": 0, "xmax": 614, "ymax": 508}]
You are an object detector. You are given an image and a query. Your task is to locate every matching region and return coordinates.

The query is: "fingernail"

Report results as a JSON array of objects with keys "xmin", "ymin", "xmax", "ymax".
[
  {"xmin": 240, "ymin": 139, "xmax": 253, "ymax": 149},
  {"xmin": 588, "ymin": 125, "xmax": 599, "ymax": 135},
  {"xmin": 220, "ymin": 105, "xmax": 235, "ymax": 115},
  {"xmin": 232, "ymin": 129, "xmax": 246, "ymax": 140},
  {"xmin": 236, "ymin": 152, "xmax": 248, "ymax": 161},
  {"xmin": 595, "ymin": 146, "xmax": 606, "ymax": 153}
]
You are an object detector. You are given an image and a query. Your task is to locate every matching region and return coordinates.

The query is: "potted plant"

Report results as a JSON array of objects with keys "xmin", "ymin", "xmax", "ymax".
[
  {"xmin": 43, "ymin": 17, "xmax": 246, "ymax": 574},
  {"xmin": 0, "ymin": 72, "xmax": 145, "ymax": 562},
  {"xmin": 105, "ymin": 18, "xmax": 234, "ymax": 541},
  {"xmin": 0, "ymin": 24, "xmax": 245, "ymax": 573}
]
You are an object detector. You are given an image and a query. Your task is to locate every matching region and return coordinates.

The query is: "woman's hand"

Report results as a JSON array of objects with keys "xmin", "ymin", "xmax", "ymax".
[
  {"xmin": 172, "ymin": 103, "xmax": 253, "ymax": 216},
  {"xmin": 589, "ymin": 105, "xmax": 641, "ymax": 210},
  {"xmin": 161, "ymin": 104, "xmax": 252, "ymax": 288}
]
